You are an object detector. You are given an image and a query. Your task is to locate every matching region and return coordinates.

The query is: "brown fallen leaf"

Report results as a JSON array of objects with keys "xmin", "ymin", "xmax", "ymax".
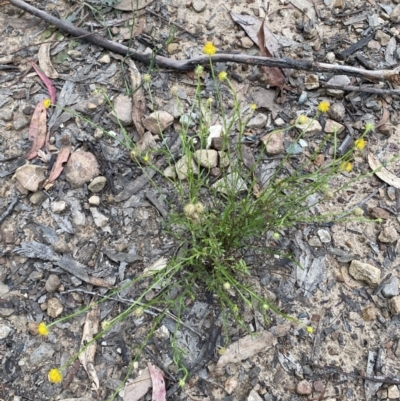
[
  {"xmin": 27, "ymin": 99, "xmax": 48, "ymax": 160},
  {"xmin": 79, "ymin": 304, "xmax": 100, "ymax": 393},
  {"xmin": 375, "ymin": 100, "xmax": 389, "ymax": 129},
  {"xmin": 368, "ymin": 153, "xmax": 400, "ymax": 189},
  {"xmin": 43, "ymin": 136, "xmax": 71, "ymax": 189},
  {"xmin": 257, "ymin": 19, "xmax": 288, "ymax": 102}
]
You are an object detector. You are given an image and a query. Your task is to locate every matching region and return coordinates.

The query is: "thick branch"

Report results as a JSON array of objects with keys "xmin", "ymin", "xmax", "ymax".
[{"xmin": 7, "ymin": 0, "xmax": 400, "ymax": 83}]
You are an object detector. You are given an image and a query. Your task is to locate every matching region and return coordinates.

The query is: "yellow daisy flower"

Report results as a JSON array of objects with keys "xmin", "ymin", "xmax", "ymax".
[
  {"xmin": 37, "ymin": 322, "xmax": 49, "ymax": 336},
  {"xmin": 354, "ymin": 138, "xmax": 366, "ymax": 150},
  {"xmin": 317, "ymin": 100, "xmax": 330, "ymax": 113},
  {"xmin": 48, "ymin": 368, "xmax": 63, "ymax": 383},
  {"xmin": 340, "ymin": 161, "xmax": 352, "ymax": 172},
  {"xmin": 203, "ymin": 42, "xmax": 216, "ymax": 56},
  {"xmin": 218, "ymin": 71, "xmax": 227, "ymax": 81}
]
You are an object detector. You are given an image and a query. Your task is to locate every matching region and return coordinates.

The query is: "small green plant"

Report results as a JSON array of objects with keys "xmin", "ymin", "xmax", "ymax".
[{"xmin": 37, "ymin": 42, "xmax": 380, "ymax": 399}]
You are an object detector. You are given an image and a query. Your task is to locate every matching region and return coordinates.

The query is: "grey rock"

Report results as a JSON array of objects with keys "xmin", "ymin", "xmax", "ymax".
[
  {"xmin": 317, "ymin": 229, "xmax": 331, "ymax": 243},
  {"xmin": 192, "ymin": 0, "xmax": 206, "ymax": 12},
  {"xmin": 51, "ymin": 201, "xmax": 67, "ymax": 213},
  {"xmin": 13, "ymin": 165, "xmax": 47, "ymax": 192},
  {"xmin": 45, "ymin": 274, "xmax": 61, "ymax": 292},
  {"xmin": 296, "ymin": 119, "xmax": 322, "ymax": 137},
  {"xmin": 382, "ymin": 276, "xmax": 399, "ymax": 298},
  {"xmin": 175, "ymin": 155, "xmax": 199, "ymax": 180},
  {"xmin": 0, "ymin": 324, "xmax": 12, "ymax": 340},
  {"xmin": 30, "ymin": 343, "xmax": 54, "ymax": 365},
  {"xmin": 247, "ymin": 113, "xmax": 268, "ymax": 129},
  {"xmin": 164, "ymin": 98, "xmax": 182, "ymax": 119},
  {"xmin": 53, "ymin": 238, "xmax": 70, "ymax": 253},
  {"xmin": 286, "ymin": 142, "xmax": 303, "ymax": 154},
  {"xmin": 193, "ymin": 149, "xmax": 218, "ymax": 168},
  {"xmin": 47, "ymin": 297, "xmax": 63, "ymax": 318},
  {"xmin": 349, "ymin": 260, "xmax": 381, "ymax": 287},
  {"xmin": 13, "ymin": 115, "xmax": 29, "ymax": 131},
  {"xmin": 30, "ymin": 191, "xmax": 47, "ymax": 205},
  {"xmin": 324, "ymin": 119, "xmax": 345, "ymax": 135},
  {"xmin": 212, "ymin": 173, "xmax": 248, "ymax": 194},
  {"xmin": 378, "ymin": 226, "xmax": 399, "ymax": 243},
  {"xmin": 328, "ymin": 103, "xmax": 345, "ymax": 121},
  {"xmin": 88, "ymin": 195, "xmax": 101, "ymax": 206},
  {"xmin": 308, "ymin": 236, "xmax": 322, "ymax": 247},
  {"xmin": 0, "ymin": 109, "xmax": 13, "ymax": 122},
  {"xmin": 375, "ymin": 30, "xmax": 391, "ymax": 46},
  {"xmin": 65, "ymin": 152, "xmax": 100, "ymax": 189},
  {"xmin": 88, "ymin": 176, "xmax": 107, "ymax": 193},
  {"xmin": 143, "ymin": 111, "xmax": 174, "ymax": 134},
  {"xmin": 261, "ymin": 131, "xmax": 284, "ymax": 154},
  {"xmin": 109, "ymin": 95, "xmax": 132, "ymax": 126}
]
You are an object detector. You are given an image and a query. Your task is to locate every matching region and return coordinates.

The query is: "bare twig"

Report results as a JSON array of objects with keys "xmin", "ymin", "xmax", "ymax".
[
  {"xmin": 7, "ymin": 0, "xmax": 400, "ymax": 84},
  {"xmin": 321, "ymin": 82, "xmax": 400, "ymax": 95}
]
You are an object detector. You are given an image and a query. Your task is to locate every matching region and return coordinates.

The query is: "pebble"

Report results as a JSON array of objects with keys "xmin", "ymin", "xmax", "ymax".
[
  {"xmin": 274, "ymin": 118, "xmax": 285, "ymax": 126},
  {"xmin": 175, "ymin": 155, "xmax": 199, "ymax": 180},
  {"xmin": 296, "ymin": 119, "xmax": 322, "ymax": 137},
  {"xmin": 89, "ymin": 195, "xmax": 101, "ymax": 206},
  {"xmin": 109, "ymin": 95, "xmax": 133, "ymax": 126},
  {"xmin": 324, "ymin": 119, "xmax": 345, "ymax": 135},
  {"xmin": 365, "ymin": 100, "xmax": 381, "ymax": 112},
  {"xmin": 53, "ymin": 238, "xmax": 70, "ymax": 253},
  {"xmin": 193, "ymin": 149, "xmax": 218, "ymax": 168},
  {"xmin": 65, "ymin": 151, "xmax": 100, "ymax": 188},
  {"xmin": 349, "ymin": 260, "xmax": 381, "ymax": 287},
  {"xmin": 370, "ymin": 207, "xmax": 390, "ymax": 220},
  {"xmin": 167, "ymin": 43, "xmax": 180, "ymax": 55},
  {"xmin": 304, "ymin": 74, "xmax": 319, "ymax": 90},
  {"xmin": 143, "ymin": 111, "xmax": 174, "ymax": 134},
  {"xmin": 328, "ymin": 103, "xmax": 345, "ymax": 121},
  {"xmin": 308, "ymin": 236, "xmax": 322, "ymax": 247},
  {"xmin": 13, "ymin": 115, "xmax": 29, "ymax": 131},
  {"xmin": 0, "ymin": 323, "xmax": 12, "ymax": 339},
  {"xmin": 207, "ymin": 125, "xmax": 223, "ymax": 148},
  {"xmin": 375, "ymin": 30, "xmax": 391, "ymax": 46},
  {"xmin": 388, "ymin": 385, "xmax": 400, "ymax": 399},
  {"xmin": 390, "ymin": 295, "xmax": 400, "ymax": 315},
  {"xmin": 317, "ymin": 229, "xmax": 331, "ymax": 243},
  {"xmin": 326, "ymin": 52, "xmax": 336, "ymax": 63},
  {"xmin": 327, "ymin": 75, "xmax": 350, "ymax": 97},
  {"xmin": 51, "ymin": 200, "xmax": 67, "ymax": 213},
  {"xmin": 45, "ymin": 274, "xmax": 61, "ymax": 292},
  {"xmin": 29, "ymin": 271, "xmax": 43, "ymax": 281},
  {"xmin": 163, "ymin": 165, "xmax": 177, "ymax": 179},
  {"xmin": 247, "ymin": 389, "xmax": 263, "ymax": 401},
  {"xmin": 47, "ymin": 297, "xmax": 63, "ymax": 318},
  {"xmin": 382, "ymin": 276, "xmax": 399, "ymax": 298},
  {"xmin": 378, "ymin": 226, "xmax": 399, "ymax": 243},
  {"xmin": 98, "ymin": 54, "xmax": 111, "ymax": 63},
  {"xmin": 30, "ymin": 191, "xmax": 47, "ymax": 205},
  {"xmin": 361, "ymin": 305, "xmax": 377, "ymax": 321},
  {"xmin": 0, "ymin": 282, "xmax": 9, "ymax": 297},
  {"xmin": 88, "ymin": 176, "xmax": 107, "ymax": 193},
  {"xmin": 387, "ymin": 187, "xmax": 396, "ymax": 201},
  {"xmin": 368, "ymin": 40, "xmax": 381, "ymax": 50},
  {"xmin": 247, "ymin": 113, "xmax": 268, "ymax": 129},
  {"xmin": 13, "ymin": 165, "xmax": 47, "ymax": 192},
  {"xmin": 261, "ymin": 131, "xmax": 284, "ymax": 155},
  {"xmin": 296, "ymin": 380, "xmax": 312, "ymax": 395},
  {"xmin": 29, "ymin": 343, "xmax": 54, "ymax": 365},
  {"xmin": 192, "ymin": 0, "xmax": 206, "ymax": 12},
  {"xmin": 218, "ymin": 151, "xmax": 230, "ymax": 168},
  {"xmin": 240, "ymin": 37, "xmax": 254, "ymax": 48}
]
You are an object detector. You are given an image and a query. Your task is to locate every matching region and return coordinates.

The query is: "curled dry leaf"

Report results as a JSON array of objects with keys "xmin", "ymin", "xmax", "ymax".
[
  {"xmin": 79, "ymin": 304, "xmax": 100, "ymax": 392},
  {"xmin": 29, "ymin": 61, "xmax": 56, "ymax": 105},
  {"xmin": 27, "ymin": 99, "xmax": 48, "ymax": 160},
  {"xmin": 38, "ymin": 35, "xmax": 59, "ymax": 79},
  {"xmin": 43, "ymin": 136, "xmax": 71, "ymax": 189},
  {"xmin": 127, "ymin": 59, "xmax": 146, "ymax": 142},
  {"xmin": 368, "ymin": 152, "xmax": 400, "ymax": 189}
]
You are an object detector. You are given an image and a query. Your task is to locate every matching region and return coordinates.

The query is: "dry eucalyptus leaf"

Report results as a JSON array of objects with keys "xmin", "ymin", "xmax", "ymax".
[
  {"xmin": 123, "ymin": 368, "xmax": 152, "ymax": 401},
  {"xmin": 148, "ymin": 363, "xmax": 166, "ymax": 401},
  {"xmin": 38, "ymin": 35, "xmax": 59, "ymax": 79},
  {"xmin": 368, "ymin": 153, "xmax": 400, "ymax": 189}
]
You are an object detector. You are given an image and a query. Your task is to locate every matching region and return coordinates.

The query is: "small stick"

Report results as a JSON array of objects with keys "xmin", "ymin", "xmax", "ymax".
[
  {"xmin": 320, "ymin": 82, "xmax": 400, "ymax": 96},
  {"xmin": 7, "ymin": 0, "xmax": 400, "ymax": 83}
]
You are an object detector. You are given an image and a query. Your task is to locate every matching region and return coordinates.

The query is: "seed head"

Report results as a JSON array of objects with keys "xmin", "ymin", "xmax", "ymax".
[
  {"xmin": 223, "ymin": 282, "xmax": 231, "ymax": 290},
  {"xmin": 195, "ymin": 65, "xmax": 204, "ymax": 76},
  {"xmin": 218, "ymin": 71, "xmax": 227, "ymax": 81},
  {"xmin": 364, "ymin": 122, "xmax": 374, "ymax": 132},
  {"xmin": 143, "ymin": 74, "xmax": 151, "ymax": 83},
  {"xmin": 352, "ymin": 207, "xmax": 364, "ymax": 216}
]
